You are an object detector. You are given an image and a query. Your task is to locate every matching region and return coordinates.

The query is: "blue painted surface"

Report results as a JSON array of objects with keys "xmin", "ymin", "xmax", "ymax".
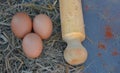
[{"xmin": 82, "ymin": 0, "xmax": 120, "ymax": 73}]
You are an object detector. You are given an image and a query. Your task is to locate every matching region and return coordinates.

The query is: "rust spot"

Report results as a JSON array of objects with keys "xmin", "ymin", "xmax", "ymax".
[
  {"xmin": 97, "ymin": 52, "xmax": 102, "ymax": 57},
  {"xmin": 98, "ymin": 42, "xmax": 106, "ymax": 50},
  {"xmin": 112, "ymin": 51, "xmax": 119, "ymax": 56},
  {"xmin": 105, "ymin": 25, "xmax": 113, "ymax": 39},
  {"xmin": 85, "ymin": 5, "xmax": 89, "ymax": 11},
  {"xmin": 112, "ymin": 48, "xmax": 119, "ymax": 56}
]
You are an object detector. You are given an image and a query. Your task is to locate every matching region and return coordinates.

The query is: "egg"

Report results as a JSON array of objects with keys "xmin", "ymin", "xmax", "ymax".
[
  {"xmin": 33, "ymin": 14, "xmax": 53, "ymax": 39},
  {"xmin": 22, "ymin": 33, "xmax": 43, "ymax": 58},
  {"xmin": 11, "ymin": 12, "xmax": 32, "ymax": 38}
]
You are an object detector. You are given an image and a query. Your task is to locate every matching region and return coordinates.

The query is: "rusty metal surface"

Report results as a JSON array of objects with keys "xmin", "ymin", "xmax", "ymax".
[{"xmin": 82, "ymin": 0, "xmax": 120, "ymax": 73}]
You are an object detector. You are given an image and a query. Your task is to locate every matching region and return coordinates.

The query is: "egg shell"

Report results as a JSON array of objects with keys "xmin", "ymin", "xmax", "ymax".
[
  {"xmin": 11, "ymin": 12, "xmax": 32, "ymax": 38},
  {"xmin": 33, "ymin": 14, "xmax": 53, "ymax": 39},
  {"xmin": 22, "ymin": 33, "xmax": 43, "ymax": 58}
]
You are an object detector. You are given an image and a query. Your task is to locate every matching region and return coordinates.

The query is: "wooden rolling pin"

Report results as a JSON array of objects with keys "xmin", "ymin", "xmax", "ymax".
[{"xmin": 59, "ymin": 0, "xmax": 88, "ymax": 65}]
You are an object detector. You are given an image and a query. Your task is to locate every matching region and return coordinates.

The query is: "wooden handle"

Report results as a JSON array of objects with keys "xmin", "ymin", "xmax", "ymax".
[{"xmin": 59, "ymin": 0, "xmax": 88, "ymax": 65}]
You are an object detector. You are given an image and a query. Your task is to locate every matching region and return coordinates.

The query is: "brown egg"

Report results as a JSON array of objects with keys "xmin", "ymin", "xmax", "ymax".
[
  {"xmin": 11, "ymin": 12, "xmax": 32, "ymax": 38},
  {"xmin": 22, "ymin": 33, "xmax": 43, "ymax": 58},
  {"xmin": 33, "ymin": 14, "xmax": 53, "ymax": 39}
]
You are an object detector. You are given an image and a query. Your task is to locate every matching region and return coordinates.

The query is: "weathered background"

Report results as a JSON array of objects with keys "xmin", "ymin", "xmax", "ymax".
[{"xmin": 0, "ymin": 0, "xmax": 120, "ymax": 73}]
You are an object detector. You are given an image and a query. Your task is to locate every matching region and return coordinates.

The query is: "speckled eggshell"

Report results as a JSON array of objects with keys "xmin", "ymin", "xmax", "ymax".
[
  {"xmin": 22, "ymin": 33, "xmax": 43, "ymax": 58},
  {"xmin": 11, "ymin": 12, "xmax": 32, "ymax": 38},
  {"xmin": 33, "ymin": 14, "xmax": 53, "ymax": 39}
]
